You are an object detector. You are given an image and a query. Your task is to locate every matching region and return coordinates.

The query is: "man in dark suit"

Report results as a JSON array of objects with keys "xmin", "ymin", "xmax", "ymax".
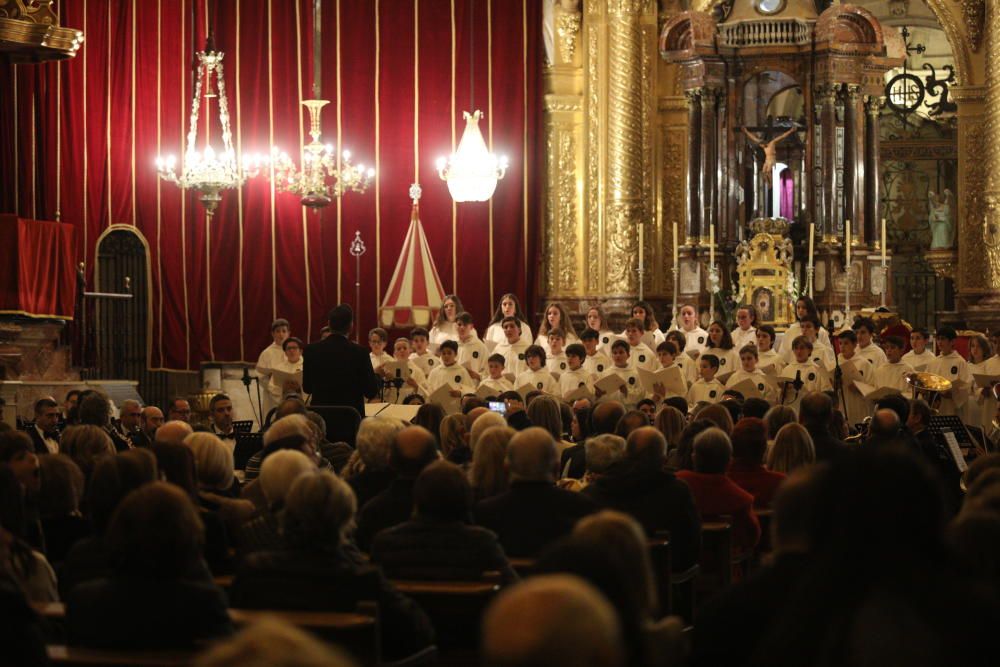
[
  {"xmin": 583, "ymin": 426, "xmax": 701, "ymax": 571},
  {"xmin": 799, "ymin": 392, "xmax": 848, "ymax": 462},
  {"xmin": 303, "ymin": 304, "xmax": 380, "ymax": 418},
  {"xmin": 474, "ymin": 427, "xmax": 598, "ymax": 557},
  {"xmin": 28, "ymin": 397, "xmax": 61, "ymax": 455}
]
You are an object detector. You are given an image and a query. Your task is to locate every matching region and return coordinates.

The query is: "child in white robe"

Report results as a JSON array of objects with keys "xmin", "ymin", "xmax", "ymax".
[
  {"xmin": 687, "ymin": 353, "xmax": 726, "ymax": 406},
  {"xmin": 478, "ymin": 354, "xmax": 515, "ymax": 396},
  {"xmin": 515, "ymin": 345, "xmax": 559, "ymax": 396},
  {"xmin": 426, "ymin": 340, "xmax": 476, "ymax": 414}
]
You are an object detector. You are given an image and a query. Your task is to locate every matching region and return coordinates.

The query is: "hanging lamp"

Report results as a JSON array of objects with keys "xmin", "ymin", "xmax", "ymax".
[{"xmin": 436, "ymin": 1, "xmax": 508, "ymax": 202}]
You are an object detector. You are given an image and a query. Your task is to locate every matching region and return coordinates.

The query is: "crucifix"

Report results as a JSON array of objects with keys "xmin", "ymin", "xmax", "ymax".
[{"xmin": 742, "ymin": 125, "xmax": 797, "ymax": 217}]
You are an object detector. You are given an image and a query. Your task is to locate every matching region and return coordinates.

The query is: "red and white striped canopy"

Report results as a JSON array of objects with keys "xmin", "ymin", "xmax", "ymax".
[{"xmin": 379, "ymin": 200, "xmax": 446, "ymax": 328}]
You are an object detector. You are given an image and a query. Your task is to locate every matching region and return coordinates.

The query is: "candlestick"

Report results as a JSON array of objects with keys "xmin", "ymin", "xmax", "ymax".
[
  {"xmin": 808, "ymin": 222, "xmax": 815, "ymax": 257},
  {"xmin": 845, "ymin": 219, "xmax": 851, "ymax": 268},
  {"xmin": 881, "ymin": 218, "xmax": 887, "ymax": 265},
  {"xmin": 672, "ymin": 220, "xmax": 679, "ymax": 267},
  {"xmin": 638, "ymin": 224, "xmax": 644, "ymax": 271},
  {"xmin": 709, "ymin": 224, "xmax": 715, "ymax": 268}
]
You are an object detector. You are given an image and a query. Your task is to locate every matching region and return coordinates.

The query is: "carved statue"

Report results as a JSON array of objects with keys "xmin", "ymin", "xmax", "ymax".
[
  {"xmin": 742, "ymin": 126, "xmax": 797, "ymax": 175},
  {"xmin": 928, "ymin": 189, "xmax": 954, "ymax": 249}
]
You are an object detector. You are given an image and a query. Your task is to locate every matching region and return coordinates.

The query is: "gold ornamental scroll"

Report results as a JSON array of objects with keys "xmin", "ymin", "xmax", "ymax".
[{"xmin": 982, "ymin": 0, "xmax": 1000, "ymax": 290}]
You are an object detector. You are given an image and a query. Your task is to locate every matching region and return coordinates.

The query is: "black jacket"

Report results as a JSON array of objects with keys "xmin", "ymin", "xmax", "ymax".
[
  {"xmin": 582, "ymin": 460, "xmax": 701, "ymax": 571},
  {"xmin": 805, "ymin": 425, "xmax": 848, "ymax": 462},
  {"xmin": 371, "ymin": 517, "xmax": 518, "ymax": 583},
  {"xmin": 229, "ymin": 547, "xmax": 434, "ymax": 660},
  {"xmin": 67, "ymin": 574, "xmax": 233, "ymax": 649},
  {"xmin": 303, "ymin": 333, "xmax": 380, "ymax": 417},
  {"xmin": 26, "ymin": 426, "xmax": 56, "ymax": 455},
  {"xmin": 473, "ymin": 480, "xmax": 598, "ymax": 557},
  {"xmin": 349, "ymin": 468, "xmax": 397, "ymax": 510},
  {"xmin": 355, "ymin": 478, "xmax": 417, "ymax": 553}
]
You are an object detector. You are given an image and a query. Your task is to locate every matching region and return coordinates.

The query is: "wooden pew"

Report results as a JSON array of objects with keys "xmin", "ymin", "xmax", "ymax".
[
  {"xmin": 47, "ymin": 646, "xmax": 193, "ymax": 667},
  {"xmin": 390, "ymin": 578, "xmax": 501, "ymax": 654},
  {"xmin": 696, "ymin": 521, "xmax": 734, "ymax": 609}
]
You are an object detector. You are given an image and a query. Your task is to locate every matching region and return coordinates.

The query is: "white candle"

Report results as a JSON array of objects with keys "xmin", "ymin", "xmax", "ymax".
[
  {"xmin": 881, "ymin": 218, "xmax": 887, "ymax": 264},
  {"xmin": 845, "ymin": 219, "xmax": 851, "ymax": 268},
  {"xmin": 709, "ymin": 224, "xmax": 715, "ymax": 267},
  {"xmin": 808, "ymin": 222, "xmax": 815, "ymax": 257},
  {"xmin": 638, "ymin": 224, "xmax": 644, "ymax": 271},
  {"xmin": 672, "ymin": 220, "xmax": 679, "ymax": 267}
]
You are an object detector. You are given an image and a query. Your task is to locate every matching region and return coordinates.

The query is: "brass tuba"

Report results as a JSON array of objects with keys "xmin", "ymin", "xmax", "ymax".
[{"xmin": 906, "ymin": 372, "xmax": 952, "ymax": 411}]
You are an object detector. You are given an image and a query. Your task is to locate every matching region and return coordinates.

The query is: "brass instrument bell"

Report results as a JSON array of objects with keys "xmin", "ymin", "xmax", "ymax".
[{"xmin": 906, "ymin": 372, "xmax": 952, "ymax": 409}]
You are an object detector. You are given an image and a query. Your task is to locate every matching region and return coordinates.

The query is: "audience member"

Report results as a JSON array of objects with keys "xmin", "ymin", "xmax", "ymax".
[
  {"xmin": 0, "ymin": 467, "xmax": 57, "ymax": 602},
  {"xmin": 677, "ymin": 428, "xmax": 760, "ymax": 554},
  {"xmin": 412, "ymin": 403, "xmax": 446, "ymax": 444},
  {"xmin": 741, "ymin": 397, "xmax": 770, "ymax": 420},
  {"xmin": 184, "ymin": 433, "xmax": 255, "ymax": 530},
  {"xmin": 798, "ymin": 392, "xmax": 847, "ymax": 461},
  {"xmin": 667, "ymin": 418, "xmax": 714, "ymax": 471},
  {"xmin": 469, "ymin": 410, "xmax": 507, "ymax": 451},
  {"xmin": 154, "ymin": 420, "xmax": 193, "ymax": 447},
  {"xmin": 693, "ymin": 403, "xmax": 734, "ymax": 434},
  {"xmin": 354, "ymin": 426, "xmax": 439, "ymax": 552},
  {"xmin": 37, "ymin": 454, "xmax": 89, "ymax": 565},
  {"xmin": 475, "ymin": 427, "xmax": 597, "ymax": 556},
  {"xmin": 440, "ymin": 413, "xmax": 472, "ymax": 466},
  {"xmin": 346, "ymin": 417, "xmax": 404, "ymax": 508},
  {"xmin": 561, "ymin": 400, "xmax": 625, "ymax": 478},
  {"xmin": 66, "ymin": 482, "xmax": 232, "ymax": 649},
  {"xmin": 229, "ymin": 471, "xmax": 434, "ymax": 659},
  {"xmin": 371, "ymin": 460, "xmax": 516, "ymax": 583},
  {"xmin": 470, "ymin": 425, "xmax": 515, "ymax": 502},
  {"xmin": 193, "ymin": 617, "xmax": 356, "ymax": 667},
  {"xmin": 613, "ymin": 409, "xmax": 649, "ymax": 440},
  {"xmin": 766, "ymin": 423, "xmax": 816, "ymax": 474},
  {"xmin": 527, "ymin": 395, "xmax": 571, "ymax": 454},
  {"xmin": 481, "ymin": 575, "xmax": 624, "ymax": 667},
  {"xmin": 728, "ymin": 418, "xmax": 787, "ymax": 508},
  {"xmin": 654, "ymin": 406, "xmax": 686, "ymax": 450},
  {"xmin": 763, "ymin": 405, "xmax": 796, "ymax": 443},
  {"xmin": 234, "ymin": 450, "xmax": 316, "ymax": 556},
  {"xmin": 60, "ymin": 425, "xmax": 115, "ymax": 481}
]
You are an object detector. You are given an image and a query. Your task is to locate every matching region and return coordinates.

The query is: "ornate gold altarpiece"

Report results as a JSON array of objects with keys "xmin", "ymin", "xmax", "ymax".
[{"xmin": 540, "ymin": 0, "xmax": 997, "ymax": 332}]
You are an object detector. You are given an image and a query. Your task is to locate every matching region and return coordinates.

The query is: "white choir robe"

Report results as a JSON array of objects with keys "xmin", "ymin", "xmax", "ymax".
[
  {"xmin": 856, "ymin": 343, "xmax": 888, "ymax": 368},
  {"xmin": 598, "ymin": 366, "xmax": 645, "ymax": 409},
  {"xmin": 256, "ymin": 342, "xmax": 286, "ymax": 413},
  {"xmin": 596, "ymin": 330, "xmax": 617, "ymax": 354},
  {"xmin": 838, "ymin": 354, "xmax": 876, "ymax": 426},
  {"xmin": 478, "ymin": 376, "xmax": 514, "ymax": 397},
  {"xmin": 370, "ymin": 351, "xmax": 393, "ymax": 371},
  {"xmin": 495, "ymin": 340, "xmax": 531, "ymax": 377},
  {"xmin": 967, "ymin": 356, "xmax": 1000, "ymax": 431},
  {"xmin": 687, "ymin": 378, "xmax": 726, "ymax": 406},
  {"xmin": 871, "ymin": 360, "xmax": 914, "ymax": 394},
  {"xmin": 671, "ymin": 326, "xmax": 709, "ymax": 355},
  {"xmin": 629, "ymin": 343, "xmax": 659, "ymax": 373},
  {"xmin": 620, "ymin": 328, "xmax": 665, "ymax": 347},
  {"xmin": 672, "ymin": 357, "xmax": 697, "ymax": 387},
  {"xmin": 409, "ymin": 351, "xmax": 439, "ymax": 376},
  {"xmin": 725, "ymin": 369, "xmax": 777, "ymax": 404},
  {"xmin": 515, "ymin": 368, "xmax": 559, "ymax": 396},
  {"xmin": 782, "ymin": 341, "xmax": 834, "ymax": 370},
  {"xmin": 485, "ymin": 320, "xmax": 532, "ymax": 346},
  {"xmin": 534, "ymin": 331, "xmax": 580, "ymax": 355},
  {"xmin": 777, "ymin": 323, "xmax": 831, "ymax": 353},
  {"xmin": 757, "ymin": 349, "xmax": 786, "ymax": 376},
  {"xmin": 902, "ymin": 349, "xmax": 936, "ymax": 371},
  {"xmin": 779, "ymin": 361, "xmax": 831, "ymax": 412},
  {"xmin": 267, "ymin": 358, "xmax": 306, "ymax": 405},
  {"xmin": 925, "ymin": 351, "xmax": 973, "ymax": 416},
  {"xmin": 705, "ymin": 347, "xmax": 740, "ymax": 378},
  {"xmin": 584, "ymin": 351, "xmax": 613, "ymax": 378},
  {"xmin": 731, "ymin": 326, "xmax": 758, "ymax": 351},
  {"xmin": 559, "ymin": 368, "xmax": 595, "ymax": 401},
  {"xmin": 427, "ymin": 363, "xmax": 476, "ymax": 414},
  {"xmin": 457, "ymin": 337, "xmax": 489, "ymax": 376},
  {"xmin": 429, "ymin": 322, "xmax": 460, "ymax": 346},
  {"xmin": 547, "ymin": 353, "xmax": 570, "ymax": 376},
  {"xmin": 384, "ymin": 364, "xmax": 430, "ymax": 404}
]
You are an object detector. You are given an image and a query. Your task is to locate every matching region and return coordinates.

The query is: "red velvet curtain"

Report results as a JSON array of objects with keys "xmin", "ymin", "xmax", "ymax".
[
  {"xmin": 0, "ymin": 0, "xmax": 541, "ymax": 371},
  {"xmin": 0, "ymin": 215, "xmax": 76, "ymax": 318}
]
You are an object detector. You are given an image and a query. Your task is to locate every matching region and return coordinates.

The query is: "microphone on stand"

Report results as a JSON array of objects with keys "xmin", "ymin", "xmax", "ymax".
[
  {"xmin": 792, "ymin": 369, "xmax": 803, "ymax": 392},
  {"xmin": 242, "ymin": 366, "xmax": 252, "ymax": 388}
]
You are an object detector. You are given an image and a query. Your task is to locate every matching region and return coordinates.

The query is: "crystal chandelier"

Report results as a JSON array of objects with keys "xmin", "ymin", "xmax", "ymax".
[
  {"xmin": 156, "ymin": 45, "xmax": 249, "ymax": 215},
  {"xmin": 435, "ymin": 1, "xmax": 507, "ymax": 202},
  {"xmin": 436, "ymin": 110, "xmax": 508, "ymax": 202},
  {"xmin": 267, "ymin": 99, "xmax": 374, "ymax": 208},
  {"xmin": 264, "ymin": 0, "xmax": 373, "ymax": 209}
]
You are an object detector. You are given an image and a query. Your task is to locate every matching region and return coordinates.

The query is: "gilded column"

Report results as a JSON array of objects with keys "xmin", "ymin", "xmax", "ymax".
[
  {"xmin": 844, "ymin": 84, "xmax": 863, "ymax": 243},
  {"xmin": 685, "ymin": 88, "xmax": 703, "ymax": 242},
  {"xmin": 982, "ymin": 0, "xmax": 1000, "ymax": 291},
  {"xmin": 863, "ymin": 95, "xmax": 882, "ymax": 248},
  {"xmin": 700, "ymin": 89, "xmax": 718, "ymax": 241},
  {"xmin": 603, "ymin": 0, "xmax": 646, "ymax": 294}
]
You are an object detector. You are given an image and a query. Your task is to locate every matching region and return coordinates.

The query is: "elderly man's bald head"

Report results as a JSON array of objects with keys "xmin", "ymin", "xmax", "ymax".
[
  {"xmin": 591, "ymin": 401, "xmax": 625, "ymax": 436},
  {"xmin": 140, "ymin": 406, "xmax": 164, "ymax": 434},
  {"xmin": 466, "ymin": 406, "xmax": 490, "ymax": 427},
  {"xmin": 390, "ymin": 426, "xmax": 439, "ymax": 478},
  {"xmin": 154, "ymin": 420, "xmax": 193, "ymax": 447},
  {"xmin": 506, "ymin": 427, "xmax": 558, "ymax": 482},
  {"xmin": 482, "ymin": 574, "xmax": 623, "ymax": 667},
  {"xmin": 625, "ymin": 426, "xmax": 666, "ymax": 465}
]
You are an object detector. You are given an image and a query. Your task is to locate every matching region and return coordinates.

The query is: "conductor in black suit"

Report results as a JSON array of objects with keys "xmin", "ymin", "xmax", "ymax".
[{"xmin": 303, "ymin": 304, "xmax": 380, "ymax": 417}]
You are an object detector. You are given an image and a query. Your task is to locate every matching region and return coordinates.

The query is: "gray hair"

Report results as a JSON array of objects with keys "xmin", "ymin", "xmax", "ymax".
[
  {"xmin": 507, "ymin": 427, "xmax": 558, "ymax": 482},
  {"xmin": 355, "ymin": 417, "xmax": 406, "ymax": 470},
  {"xmin": 259, "ymin": 449, "xmax": 317, "ymax": 508},
  {"xmin": 184, "ymin": 432, "xmax": 235, "ymax": 491},
  {"xmin": 584, "ymin": 434, "xmax": 625, "ymax": 474},
  {"xmin": 692, "ymin": 427, "xmax": 732, "ymax": 474},
  {"xmin": 264, "ymin": 414, "xmax": 314, "ymax": 448},
  {"xmin": 282, "ymin": 471, "xmax": 356, "ymax": 548}
]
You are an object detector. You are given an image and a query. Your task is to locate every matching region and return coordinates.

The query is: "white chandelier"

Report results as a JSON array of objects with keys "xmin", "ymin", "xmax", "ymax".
[
  {"xmin": 266, "ymin": 99, "xmax": 374, "ymax": 208},
  {"xmin": 436, "ymin": 110, "xmax": 508, "ymax": 202},
  {"xmin": 156, "ymin": 48, "xmax": 251, "ymax": 215}
]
